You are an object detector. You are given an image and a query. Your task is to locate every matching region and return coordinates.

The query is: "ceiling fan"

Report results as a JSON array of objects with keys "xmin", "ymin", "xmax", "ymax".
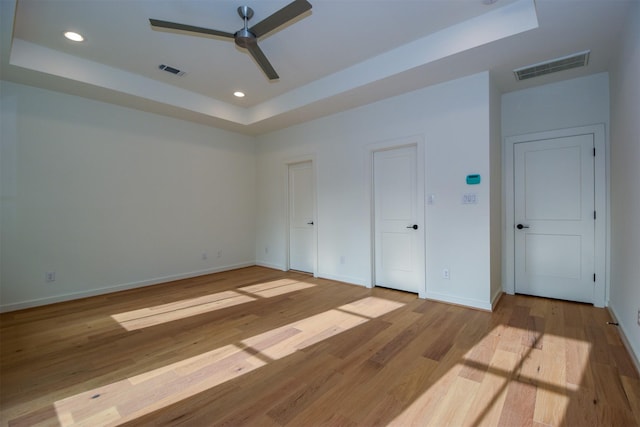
[{"xmin": 149, "ymin": 0, "xmax": 312, "ymax": 80}]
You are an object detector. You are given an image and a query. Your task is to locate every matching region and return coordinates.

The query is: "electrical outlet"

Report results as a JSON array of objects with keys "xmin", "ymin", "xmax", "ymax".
[
  {"xmin": 201, "ymin": 253, "xmax": 208, "ymax": 260},
  {"xmin": 265, "ymin": 246, "xmax": 269, "ymax": 254},
  {"xmin": 462, "ymin": 193, "xmax": 478, "ymax": 204},
  {"xmin": 45, "ymin": 272, "xmax": 56, "ymax": 283},
  {"xmin": 637, "ymin": 308, "xmax": 640, "ymax": 326},
  {"xmin": 217, "ymin": 250, "xmax": 222, "ymax": 259},
  {"xmin": 340, "ymin": 256, "xmax": 345, "ymax": 265},
  {"xmin": 442, "ymin": 269, "xmax": 450, "ymax": 280}
]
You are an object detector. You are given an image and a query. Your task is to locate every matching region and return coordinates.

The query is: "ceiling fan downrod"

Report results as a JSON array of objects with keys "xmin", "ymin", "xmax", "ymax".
[{"xmin": 235, "ymin": 6, "xmax": 255, "ymax": 48}]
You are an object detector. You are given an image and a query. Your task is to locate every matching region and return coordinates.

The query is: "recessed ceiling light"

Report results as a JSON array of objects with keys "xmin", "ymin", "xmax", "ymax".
[
  {"xmin": 233, "ymin": 91, "xmax": 245, "ymax": 98},
  {"xmin": 64, "ymin": 31, "xmax": 84, "ymax": 42},
  {"xmin": 482, "ymin": 0, "xmax": 498, "ymax": 4}
]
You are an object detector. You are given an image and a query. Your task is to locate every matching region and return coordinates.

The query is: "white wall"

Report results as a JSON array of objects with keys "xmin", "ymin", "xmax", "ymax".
[
  {"xmin": 489, "ymin": 74, "xmax": 502, "ymax": 305},
  {"xmin": 502, "ymin": 73, "xmax": 610, "ymax": 138},
  {"xmin": 609, "ymin": 2, "xmax": 640, "ymax": 364},
  {"xmin": 256, "ymin": 72, "xmax": 497, "ymax": 310},
  {"xmin": 0, "ymin": 81, "xmax": 257, "ymax": 311}
]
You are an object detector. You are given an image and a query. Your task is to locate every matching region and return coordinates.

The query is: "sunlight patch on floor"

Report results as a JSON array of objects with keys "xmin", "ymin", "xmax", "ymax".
[
  {"xmin": 111, "ymin": 279, "xmax": 315, "ymax": 330},
  {"xmin": 56, "ymin": 296, "xmax": 404, "ymax": 426},
  {"xmin": 389, "ymin": 327, "xmax": 592, "ymax": 426},
  {"xmin": 240, "ymin": 278, "xmax": 316, "ymax": 298}
]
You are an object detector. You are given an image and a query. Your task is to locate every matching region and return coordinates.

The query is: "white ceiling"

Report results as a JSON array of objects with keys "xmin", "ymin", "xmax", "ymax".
[{"xmin": 0, "ymin": 0, "xmax": 634, "ymax": 135}]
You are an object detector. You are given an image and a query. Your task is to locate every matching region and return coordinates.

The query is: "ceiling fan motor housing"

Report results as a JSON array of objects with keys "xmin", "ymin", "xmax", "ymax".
[{"xmin": 235, "ymin": 28, "xmax": 256, "ymax": 48}]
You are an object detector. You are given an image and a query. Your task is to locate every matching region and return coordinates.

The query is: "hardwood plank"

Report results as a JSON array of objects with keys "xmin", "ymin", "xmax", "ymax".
[
  {"xmin": 390, "ymin": 345, "xmax": 468, "ymax": 424},
  {"xmin": 497, "ymin": 380, "xmax": 537, "ymax": 427},
  {"xmin": 564, "ymin": 326, "xmax": 595, "ymax": 390},
  {"xmin": 533, "ymin": 336, "xmax": 569, "ymax": 426},
  {"xmin": 585, "ymin": 324, "xmax": 615, "ymax": 366},
  {"xmin": 265, "ymin": 366, "xmax": 343, "ymax": 425},
  {"xmin": 458, "ymin": 334, "xmax": 500, "ymax": 383},
  {"xmin": 454, "ymin": 309, "xmax": 493, "ymax": 349},
  {"xmin": 421, "ymin": 309, "xmax": 470, "ymax": 361},
  {"xmin": 327, "ymin": 319, "xmax": 392, "ymax": 360},
  {"xmin": 368, "ymin": 314, "xmax": 428, "ymax": 366},
  {"xmin": 563, "ymin": 389, "xmax": 638, "ymax": 426},
  {"xmin": 387, "ymin": 356, "xmax": 439, "ymax": 405},
  {"xmin": 621, "ymin": 376, "xmax": 640, "ymax": 423},
  {"xmin": 589, "ymin": 361, "xmax": 634, "ymax": 412},
  {"xmin": 495, "ymin": 322, "xmax": 525, "ymax": 354},
  {"xmin": 425, "ymin": 376, "xmax": 480, "ymax": 426},
  {"xmin": 611, "ymin": 344, "xmax": 640, "ymax": 379},
  {"xmin": 462, "ymin": 349, "xmax": 520, "ymax": 426}
]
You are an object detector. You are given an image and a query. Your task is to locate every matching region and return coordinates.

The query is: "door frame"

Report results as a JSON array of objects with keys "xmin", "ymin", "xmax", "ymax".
[
  {"xmin": 285, "ymin": 156, "xmax": 318, "ymax": 276},
  {"xmin": 366, "ymin": 135, "xmax": 426, "ymax": 298},
  {"xmin": 504, "ymin": 124, "xmax": 607, "ymax": 307}
]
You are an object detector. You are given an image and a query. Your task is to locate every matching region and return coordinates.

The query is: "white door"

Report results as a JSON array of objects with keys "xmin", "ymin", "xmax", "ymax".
[
  {"xmin": 514, "ymin": 134, "xmax": 595, "ymax": 303},
  {"xmin": 289, "ymin": 161, "xmax": 315, "ymax": 273},
  {"xmin": 373, "ymin": 146, "xmax": 423, "ymax": 293}
]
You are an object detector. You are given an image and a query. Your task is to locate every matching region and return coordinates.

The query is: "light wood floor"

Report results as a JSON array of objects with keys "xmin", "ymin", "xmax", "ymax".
[{"xmin": 1, "ymin": 266, "xmax": 639, "ymax": 426}]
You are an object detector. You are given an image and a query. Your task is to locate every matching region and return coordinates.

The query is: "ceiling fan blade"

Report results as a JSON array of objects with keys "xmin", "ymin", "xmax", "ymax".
[
  {"xmin": 249, "ymin": 0, "xmax": 312, "ymax": 38},
  {"xmin": 246, "ymin": 42, "xmax": 279, "ymax": 80},
  {"xmin": 149, "ymin": 19, "xmax": 234, "ymax": 39}
]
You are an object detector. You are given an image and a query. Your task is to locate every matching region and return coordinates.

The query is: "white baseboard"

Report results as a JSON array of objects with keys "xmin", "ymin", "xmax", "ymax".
[
  {"xmin": 317, "ymin": 272, "xmax": 367, "ymax": 287},
  {"xmin": 491, "ymin": 289, "xmax": 504, "ymax": 311},
  {"xmin": 424, "ymin": 291, "xmax": 493, "ymax": 311},
  {"xmin": 0, "ymin": 262, "xmax": 255, "ymax": 313},
  {"xmin": 607, "ymin": 306, "xmax": 640, "ymax": 376},
  {"xmin": 255, "ymin": 261, "xmax": 286, "ymax": 271}
]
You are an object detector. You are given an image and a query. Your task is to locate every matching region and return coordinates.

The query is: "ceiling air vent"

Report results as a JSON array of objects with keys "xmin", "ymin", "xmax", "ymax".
[
  {"xmin": 158, "ymin": 64, "xmax": 186, "ymax": 76},
  {"xmin": 513, "ymin": 50, "xmax": 590, "ymax": 81}
]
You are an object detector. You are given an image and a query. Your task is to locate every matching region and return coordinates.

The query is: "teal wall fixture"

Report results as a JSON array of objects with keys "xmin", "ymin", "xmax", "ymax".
[{"xmin": 466, "ymin": 174, "xmax": 481, "ymax": 185}]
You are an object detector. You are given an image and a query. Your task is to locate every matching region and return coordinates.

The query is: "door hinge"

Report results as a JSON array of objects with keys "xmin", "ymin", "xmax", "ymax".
[
  {"xmin": 593, "ymin": 148, "xmax": 596, "ymax": 156},
  {"xmin": 594, "ymin": 273, "xmax": 596, "ymax": 282},
  {"xmin": 594, "ymin": 210, "xmax": 597, "ymax": 220}
]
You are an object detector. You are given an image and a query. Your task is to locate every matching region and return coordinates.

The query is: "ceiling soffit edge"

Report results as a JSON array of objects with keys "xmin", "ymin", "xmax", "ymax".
[{"xmin": 4, "ymin": 0, "xmax": 539, "ymax": 130}]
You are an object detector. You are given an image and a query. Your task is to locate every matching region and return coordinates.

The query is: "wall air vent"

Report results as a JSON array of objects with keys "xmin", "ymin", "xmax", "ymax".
[
  {"xmin": 513, "ymin": 50, "xmax": 590, "ymax": 81},
  {"xmin": 158, "ymin": 64, "xmax": 186, "ymax": 76}
]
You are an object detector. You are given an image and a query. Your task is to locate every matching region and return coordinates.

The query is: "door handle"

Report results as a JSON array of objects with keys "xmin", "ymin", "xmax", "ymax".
[
  {"xmin": 406, "ymin": 224, "xmax": 419, "ymax": 230},
  {"xmin": 516, "ymin": 224, "xmax": 530, "ymax": 230},
  {"xmin": 307, "ymin": 221, "xmax": 314, "ymax": 225}
]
